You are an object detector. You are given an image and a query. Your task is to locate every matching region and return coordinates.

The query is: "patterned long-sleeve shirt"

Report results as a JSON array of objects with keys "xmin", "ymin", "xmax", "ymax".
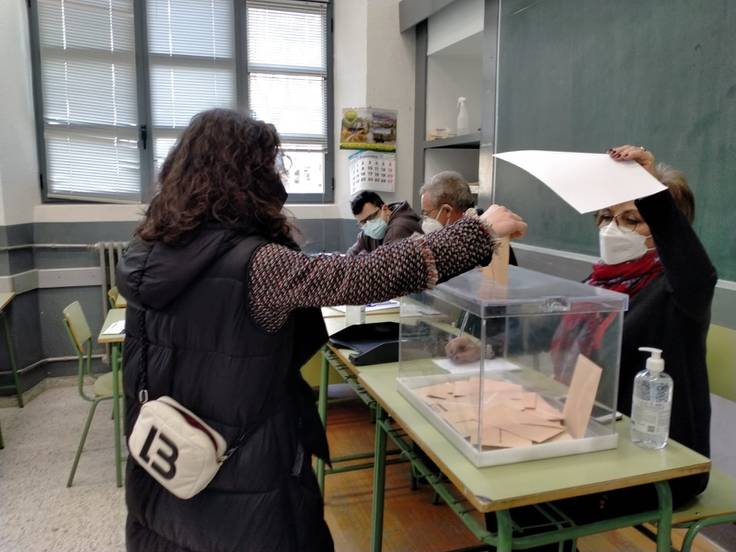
[{"xmin": 249, "ymin": 217, "xmax": 495, "ymax": 332}]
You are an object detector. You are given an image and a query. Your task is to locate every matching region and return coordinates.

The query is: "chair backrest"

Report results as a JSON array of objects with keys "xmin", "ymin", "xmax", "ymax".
[
  {"xmin": 63, "ymin": 301, "xmax": 92, "ymax": 354},
  {"xmin": 107, "ymin": 286, "xmax": 119, "ymax": 308}
]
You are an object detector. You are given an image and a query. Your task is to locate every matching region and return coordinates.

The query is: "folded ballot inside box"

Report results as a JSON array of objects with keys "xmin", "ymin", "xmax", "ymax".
[{"xmin": 397, "ymin": 266, "xmax": 628, "ymax": 467}]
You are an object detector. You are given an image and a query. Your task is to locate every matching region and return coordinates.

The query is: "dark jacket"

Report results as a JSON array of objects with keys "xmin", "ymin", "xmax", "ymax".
[
  {"xmin": 347, "ymin": 200, "xmax": 422, "ymax": 256},
  {"xmin": 619, "ymin": 190, "xmax": 716, "ymax": 505},
  {"xmin": 117, "ymin": 226, "xmax": 333, "ymax": 552}
]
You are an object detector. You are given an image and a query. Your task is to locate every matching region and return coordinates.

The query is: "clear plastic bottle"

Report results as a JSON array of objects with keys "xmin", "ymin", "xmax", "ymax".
[
  {"xmin": 630, "ymin": 347, "xmax": 673, "ymax": 449},
  {"xmin": 456, "ymin": 97, "xmax": 469, "ymax": 136}
]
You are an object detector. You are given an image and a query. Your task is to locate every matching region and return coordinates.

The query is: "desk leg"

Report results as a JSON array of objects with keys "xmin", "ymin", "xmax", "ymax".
[
  {"xmin": 370, "ymin": 405, "xmax": 388, "ymax": 552},
  {"xmin": 2, "ymin": 311, "xmax": 23, "ymax": 408},
  {"xmin": 654, "ymin": 481, "xmax": 673, "ymax": 552},
  {"xmin": 111, "ymin": 344, "xmax": 123, "ymax": 488},
  {"xmin": 494, "ymin": 509, "xmax": 514, "ymax": 552},
  {"xmin": 316, "ymin": 350, "xmax": 329, "ymax": 495}
]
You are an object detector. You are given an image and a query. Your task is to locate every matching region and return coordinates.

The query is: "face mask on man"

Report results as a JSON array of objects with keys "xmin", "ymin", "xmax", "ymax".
[
  {"xmin": 421, "ymin": 205, "xmax": 449, "ymax": 234},
  {"xmin": 599, "ymin": 221, "xmax": 651, "ymax": 265},
  {"xmin": 421, "ymin": 216, "xmax": 443, "ymax": 234},
  {"xmin": 363, "ymin": 217, "xmax": 388, "ymax": 240}
]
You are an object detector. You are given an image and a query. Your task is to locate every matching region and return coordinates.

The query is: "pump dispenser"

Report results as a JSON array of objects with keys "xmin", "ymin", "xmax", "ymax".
[{"xmin": 630, "ymin": 347, "xmax": 673, "ymax": 449}]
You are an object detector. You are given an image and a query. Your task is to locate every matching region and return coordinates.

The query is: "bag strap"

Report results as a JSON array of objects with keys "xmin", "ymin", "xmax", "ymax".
[{"xmin": 134, "ymin": 308, "xmax": 266, "ymax": 461}]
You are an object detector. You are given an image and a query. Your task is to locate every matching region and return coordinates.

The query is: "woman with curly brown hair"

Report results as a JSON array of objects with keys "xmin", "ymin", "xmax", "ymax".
[{"xmin": 117, "ymin": 108, "xmax": 527, "ymax": 552}]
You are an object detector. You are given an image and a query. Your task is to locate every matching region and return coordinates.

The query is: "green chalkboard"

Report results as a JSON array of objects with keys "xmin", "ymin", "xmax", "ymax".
[{"xmin": 494, "ymin": 0, "xmax": 736, "ymax": 280}]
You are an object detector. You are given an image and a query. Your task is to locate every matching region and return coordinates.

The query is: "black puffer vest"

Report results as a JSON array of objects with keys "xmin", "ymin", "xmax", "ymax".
[{"xmin": 117, "ymin": 226, "xmax": 333, "ymax": 552}]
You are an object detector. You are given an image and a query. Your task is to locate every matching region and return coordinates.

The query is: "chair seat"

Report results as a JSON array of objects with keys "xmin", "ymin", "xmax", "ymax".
[{"xmin": 93, "ymin": 371, "xmax": 123, "ymax": 398}]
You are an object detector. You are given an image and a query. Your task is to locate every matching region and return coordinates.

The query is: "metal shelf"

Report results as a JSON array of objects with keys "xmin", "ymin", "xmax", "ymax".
[{"xmin": 424, "ymin": 132, "xmax": 481, "ymax": 149}]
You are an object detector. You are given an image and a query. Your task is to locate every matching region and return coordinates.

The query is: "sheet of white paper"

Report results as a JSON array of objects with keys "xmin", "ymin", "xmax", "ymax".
[
  {"xmin": 102, "ymin": 320, "xmax": 125, "ymax": 335},
  {"xmin": 494, "ymin": 151, "xmax": 666, "ymax": 213},
  {"xmin": 432, "ymin": 357, "xmax": 521, "ymax": 375},
  {"xmin": 332, "ymin": 300, "xmax": 400, "ymax": 313}
]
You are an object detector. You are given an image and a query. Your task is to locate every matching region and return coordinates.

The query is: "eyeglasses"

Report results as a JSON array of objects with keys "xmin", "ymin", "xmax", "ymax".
[
  {"xmin": 596, "ymin": 210, "xmax": 645, "ymax": 232},
  {"xmin": 275, "ymin": 151, "xmax": 293, "ymax": 178},
  {"xmin": 357, "ymin": 208, "xmax": 381, "ymax": 227}
]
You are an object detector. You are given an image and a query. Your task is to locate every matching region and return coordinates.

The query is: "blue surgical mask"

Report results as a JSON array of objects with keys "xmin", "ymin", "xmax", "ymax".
[{"xmin": 363, "ymin": 217, "xmax": 388, "ymax": 240}]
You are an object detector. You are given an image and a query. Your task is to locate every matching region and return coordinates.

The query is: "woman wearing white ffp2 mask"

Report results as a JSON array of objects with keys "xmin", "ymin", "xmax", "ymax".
[{"xmin": 598, "ymin": 213, "xmax": 653, "ymax": 265}]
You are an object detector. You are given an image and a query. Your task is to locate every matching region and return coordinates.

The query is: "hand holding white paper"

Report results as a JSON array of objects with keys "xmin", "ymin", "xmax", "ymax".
[{"xmin": 494, "ymin": 151, "xmax": 666, "ymax": 214}]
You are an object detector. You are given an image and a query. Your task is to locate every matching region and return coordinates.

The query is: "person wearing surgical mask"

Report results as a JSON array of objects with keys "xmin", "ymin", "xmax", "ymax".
[
  {"xmin": 347, "ymin": 191, "xmax": 423, "ymax": 256},
  {"xmin": 543, "ymin": 146, "xmax": 716, "ymax": 538}
]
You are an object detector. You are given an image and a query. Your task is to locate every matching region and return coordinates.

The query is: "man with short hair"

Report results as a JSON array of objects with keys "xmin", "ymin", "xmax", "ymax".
[
  {"xmin": 419, "ymin": 170, "xmax": 476, "ymax": 231},
  {"xmin": 420, "ymin": 170, "xmax": 517, "ymax": 264},
  {"xmin": 347, "ymin": 191, "xmax": 422, "ymax": 256}
]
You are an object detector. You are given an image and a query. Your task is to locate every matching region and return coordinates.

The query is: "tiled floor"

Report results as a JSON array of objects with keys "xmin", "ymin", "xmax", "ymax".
[{"xmin": 0, "ymin": 386, "xmax": 126, "ymax": 552}]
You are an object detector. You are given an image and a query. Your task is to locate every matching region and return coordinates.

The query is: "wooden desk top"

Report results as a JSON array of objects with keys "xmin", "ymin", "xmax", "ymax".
[
  {"xmin": 359, "ymin": 366, "xmax": 711, "ymax": 513},
  {"xmin": 0, "ymin": 292, "xmax": 15, "ymax": 311},
  {"xmin": 98, "ymin": 308, "xmax": 126, "ymax": 344}
]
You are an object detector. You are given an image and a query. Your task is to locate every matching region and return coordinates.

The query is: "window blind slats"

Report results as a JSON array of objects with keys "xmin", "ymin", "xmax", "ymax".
[
  {"xmin": 248, "ymin": 73, "xmax": 326, "ymax": 139},
  {"xmin": 247, "ymin": 3, "xmax": 326, "ymax": 71},
  {"xmin": 147, "ymin": 0, "xmax": 233, "ymax": 59},
  {"xmin": 45, "ymin": 128, "xmax": 140, "ymax": 202},
  {"xmin": 38, "ymin": 0, "xmax": 140, "ymax": 202},
  {"xmin": 151, "ymin": 64, "xmax": 235, "ymax": 128},
  {"xmin": 39, "ymin": 0, "xmax": 135, "ymax": 52}
]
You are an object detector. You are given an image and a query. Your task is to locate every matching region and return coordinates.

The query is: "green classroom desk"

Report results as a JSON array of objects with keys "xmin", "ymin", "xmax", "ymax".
[{"xmin": 359, "ymin": 365, "xmax": 711, "ymax": 552}]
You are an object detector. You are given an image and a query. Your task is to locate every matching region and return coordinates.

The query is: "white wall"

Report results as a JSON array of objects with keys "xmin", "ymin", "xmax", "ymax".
[
  {"xmin": 366, "ymin": 0, "xmax": 416, "ymax": 210},
  {"xmin": 0, "ymin": 0, "xmax": 415, "ymax": 225},
  {"xmin": 0, "ymin": 0, "xmax": 41, "ymax": 226}
]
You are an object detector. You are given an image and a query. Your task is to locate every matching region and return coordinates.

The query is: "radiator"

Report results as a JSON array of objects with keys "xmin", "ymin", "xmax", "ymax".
[{"xmin": 95, "ymin": 241, "xmax": 128, "ymax": 316}]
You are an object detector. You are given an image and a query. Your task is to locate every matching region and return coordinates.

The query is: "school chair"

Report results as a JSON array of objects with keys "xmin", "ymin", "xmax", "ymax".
[{"xmin": 63, "ymin": 301, "xmax": 121, "ymax": 487}]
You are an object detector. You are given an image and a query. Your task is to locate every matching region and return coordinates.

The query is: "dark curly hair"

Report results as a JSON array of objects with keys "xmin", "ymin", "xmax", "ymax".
[{"xmin": 137, "ymin": 108, "xmax": 296, "ymax": 246}]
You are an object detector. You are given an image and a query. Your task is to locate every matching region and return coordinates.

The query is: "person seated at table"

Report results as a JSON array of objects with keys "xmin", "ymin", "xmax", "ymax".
[
  {"xmin": 420, "ymin": 170, "xmax": 518, "ymax": 265},
  {"xmin": 117, "ymin": 108, "xmax": 528, "ymax": 552},
  {"xmin": 347, "ymin": 190, "xmax": 423, "ymax": 256},
  {"xmin": 448, "ymin": 145, "xmax": 715, "ymax": 550}
]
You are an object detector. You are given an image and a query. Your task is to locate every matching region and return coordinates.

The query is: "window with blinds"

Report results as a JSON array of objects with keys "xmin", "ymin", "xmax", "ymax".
[
  {"xmin": 147, "ymin": 0, "xmax": 236, "ymax": 172},
  {"xmin": 246, "ymin": 0, "xmax": 328, "ymax": 196},
  {"xmin": 37, "ymin": 0, "xmax": 140, "ymax": 202},
  {"xmin": 31, "ymin": 0, "xmax": 331, "ymax": 203}
]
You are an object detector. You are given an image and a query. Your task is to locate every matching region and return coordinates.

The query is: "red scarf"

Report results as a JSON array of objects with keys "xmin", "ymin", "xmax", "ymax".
[
  {"xmin": 550, "ymin": 251, "xmax": 663, "ymax": 381},
  {"xmin": 585, "ymin": 250, "xmax": 664, "ymax": 297}
]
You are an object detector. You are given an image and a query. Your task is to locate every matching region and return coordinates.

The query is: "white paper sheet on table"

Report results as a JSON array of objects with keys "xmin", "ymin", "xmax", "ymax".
[
  {"xmin": 494, "ymin": 151, "xmax": 666, "ymax": 213},
  {"xmin": 102, "ymin": 320, "xmax": 125, "ymax": 335},
  {"xmin": 432, "ymin": 357, "xmax": 521, "ymax": 375},
  {"xmin": 332, "ymin": 300, "xmax": 400, "ymax": 313}
]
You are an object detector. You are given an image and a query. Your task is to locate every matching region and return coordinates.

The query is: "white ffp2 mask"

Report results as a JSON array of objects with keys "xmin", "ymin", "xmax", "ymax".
[{"xmin": 599, "ymin": 221, "xmax": 651, "ymax": 265}]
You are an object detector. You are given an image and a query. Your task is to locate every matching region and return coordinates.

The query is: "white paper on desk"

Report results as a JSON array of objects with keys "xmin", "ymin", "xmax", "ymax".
[
  {"xmin": 494, "ymin": 151, "xmax": 666, "ymax": 213},
  {"xmin": 432, "ymin": 357, "xmax": 521, "ymax": 375},
  {"xmin": 332, "ymin": 300, "xmax": 400, "ymax": 313},
  {"xmin": 102, "ymin": 320, "xmax": 125, "ymax": 335}
]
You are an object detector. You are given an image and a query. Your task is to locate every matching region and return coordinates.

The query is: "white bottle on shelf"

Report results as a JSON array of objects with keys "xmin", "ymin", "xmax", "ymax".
[
  {"xmin": 456, "ymin": 97, "xmax": 469, "ymax": 136},
  {"xmin": 630, "ymin": 347, "xmax": 673, "ymax": 449}
]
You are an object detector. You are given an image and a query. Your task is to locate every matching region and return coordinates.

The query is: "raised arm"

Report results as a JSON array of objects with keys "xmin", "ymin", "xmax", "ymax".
[
  {"xmin": 611, "ymin": 145, "xmax": 717, "ymax": 319},
  {"xmin": 249, "ymin": 210, "xmax": 526, "ymax": 332}
]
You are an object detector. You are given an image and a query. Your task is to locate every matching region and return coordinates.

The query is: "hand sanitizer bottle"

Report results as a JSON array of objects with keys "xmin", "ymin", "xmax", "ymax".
[
  {"xmin": 631, "ymin": 347, "xmax": 673, "ymax": 449},
  {"xmin": 456, "ymin": 97, "xmax": 469, "ymax": 136}
]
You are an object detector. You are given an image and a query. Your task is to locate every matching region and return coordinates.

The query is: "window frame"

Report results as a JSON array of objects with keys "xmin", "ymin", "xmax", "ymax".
[{"xmin": 28, "ymin": 0, "xmax": 334, "ymax": 205}]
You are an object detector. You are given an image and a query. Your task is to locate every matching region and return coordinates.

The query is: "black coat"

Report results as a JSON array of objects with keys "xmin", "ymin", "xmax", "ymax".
[{"xmin": 117, "ymin": 226, "xmax": 333, "ymax": 552}]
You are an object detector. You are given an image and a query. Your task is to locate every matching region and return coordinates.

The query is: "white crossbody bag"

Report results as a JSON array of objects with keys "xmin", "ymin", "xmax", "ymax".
[{"xmin": 128, "ymin": 311, "xmax": 250, "ymax": 500}]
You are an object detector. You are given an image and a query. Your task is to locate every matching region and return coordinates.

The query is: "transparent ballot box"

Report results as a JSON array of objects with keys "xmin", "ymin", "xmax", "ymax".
[{"xmin": 397, "ymin": 266, "xmax": 628, "ymax": 467}]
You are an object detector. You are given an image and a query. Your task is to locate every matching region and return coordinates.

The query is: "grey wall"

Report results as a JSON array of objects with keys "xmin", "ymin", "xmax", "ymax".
[{"xmin": 0, "ymin": 217, "xmax": 362, "ymax": 396}]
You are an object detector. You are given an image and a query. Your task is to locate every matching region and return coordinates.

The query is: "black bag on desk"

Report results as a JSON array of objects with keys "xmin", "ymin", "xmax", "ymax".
[{"xmin": 328, "ymin": 322, "xmax": 400, "ymax": 366}]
